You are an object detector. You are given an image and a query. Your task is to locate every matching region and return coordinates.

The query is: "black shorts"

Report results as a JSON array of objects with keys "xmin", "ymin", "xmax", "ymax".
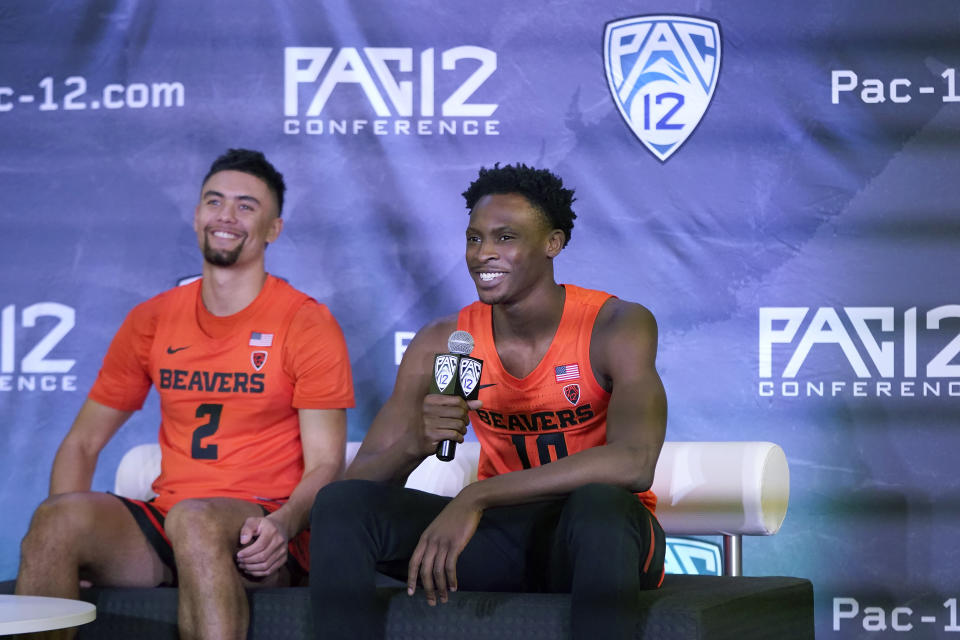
[{"xmin": 112, "ymin": 494, "xmax": 307, "ymax": 584}]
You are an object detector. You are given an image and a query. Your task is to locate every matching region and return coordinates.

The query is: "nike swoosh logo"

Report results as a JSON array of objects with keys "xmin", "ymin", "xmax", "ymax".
[
  {"xmin": 477, "ymin": 383, "xmax": 497, "ymax": 390},
  {"xmin": 166, "ymin": 345, "xmax": 191, "ymax": 354}
]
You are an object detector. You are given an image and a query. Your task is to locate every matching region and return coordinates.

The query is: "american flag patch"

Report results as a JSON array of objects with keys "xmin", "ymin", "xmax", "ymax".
[
  {"xmin": 554, "ymin": 363, "xmax": 580, "ymax": 382},
  {"xmin": 249, "ymin": 332, "xmax": 274, "ymax": 347}
]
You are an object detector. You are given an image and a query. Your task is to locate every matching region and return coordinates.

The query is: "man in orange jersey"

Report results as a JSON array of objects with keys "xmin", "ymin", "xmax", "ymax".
[
  {"xmin": 310, "ymin": 163, "xmax": 666, "ymax": 640},
  {"xmin": 17, "ymin": 149, "xmax": 354, "ymax": 639}
]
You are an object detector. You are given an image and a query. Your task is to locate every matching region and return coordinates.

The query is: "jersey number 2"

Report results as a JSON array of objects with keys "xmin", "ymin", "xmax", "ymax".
[
  {"xmin": 510, "ymin": 432, "xmax": 568, "ymax": 469},
  {"xmin": 191, "ymin": 403, "xmax": 222, "ymax": 460}
]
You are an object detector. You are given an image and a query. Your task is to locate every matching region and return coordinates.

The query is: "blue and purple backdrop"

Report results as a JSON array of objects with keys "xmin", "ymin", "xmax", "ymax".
[{"xmin": 2, "ymin": 1, "xmax": 959, "ymax": 636}]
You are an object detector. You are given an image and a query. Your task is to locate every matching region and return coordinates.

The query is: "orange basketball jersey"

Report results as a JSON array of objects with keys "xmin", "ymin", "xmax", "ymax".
[
  {"xmin": 90, "ymin": 275, "xmax": 354, "ymax": 513},
  {"xmin": 458, "ymin": 284, "xmax": 656, "ymax": 513}
]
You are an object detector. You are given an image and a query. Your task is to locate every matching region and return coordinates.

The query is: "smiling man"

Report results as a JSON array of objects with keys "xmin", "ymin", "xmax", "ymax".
[
  {"xmin": 16, "ymin": 149, "xmax": 354, "ymax": 639},
  {"xmin": 310, "ymin": 163, "xmax": 667, "ymax": 640}
]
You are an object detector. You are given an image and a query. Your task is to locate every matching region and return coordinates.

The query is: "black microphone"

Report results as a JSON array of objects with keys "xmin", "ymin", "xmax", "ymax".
[{"xmin": 430, "ymin": 330, "xmax": 483, "ymax": 461}]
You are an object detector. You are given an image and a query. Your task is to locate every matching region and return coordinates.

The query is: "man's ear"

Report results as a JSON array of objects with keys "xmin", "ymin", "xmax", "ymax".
[
  {"xmin": 545, "ymin": 229, "xmax": 565, "ymax": 258},
  {"xmin": 266, "ymin": 216, "xmax": 284, "ymax": 244}
]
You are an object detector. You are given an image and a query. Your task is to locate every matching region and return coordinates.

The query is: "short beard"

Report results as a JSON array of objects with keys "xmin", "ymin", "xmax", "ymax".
[{"xmin": 202, "ymin": 236, "xmax": 245, "ymax": 267}]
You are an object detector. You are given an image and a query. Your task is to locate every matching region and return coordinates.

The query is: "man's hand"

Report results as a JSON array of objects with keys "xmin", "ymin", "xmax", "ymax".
[
  {"xmin": 407, "ymin": 494, "xmax": 482, "ymax": 605},
  {"xmin": 417, "ymin": 395, "xmax": 481, "ymax": 457},
  {"xmin": 235, "ymin": 516, "xmax": 289, "ymax": 578}
]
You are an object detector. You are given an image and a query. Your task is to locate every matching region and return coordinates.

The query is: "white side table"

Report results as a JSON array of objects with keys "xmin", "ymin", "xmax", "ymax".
[{"xmin": 0, "ymin": 594, "xmax": 96, "ymax": 634}]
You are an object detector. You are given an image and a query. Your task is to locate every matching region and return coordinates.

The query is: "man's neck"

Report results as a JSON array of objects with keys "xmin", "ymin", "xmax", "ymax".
[
  {"xmin": 200, "ymin": 261, "xmax": 268, "ymax": 317},
  {"xmin": 491, "ymin": 280, "xmax": 566, "ymax": 344}
]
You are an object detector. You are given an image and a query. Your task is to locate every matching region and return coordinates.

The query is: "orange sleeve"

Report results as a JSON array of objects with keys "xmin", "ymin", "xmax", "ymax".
[
  {"xmin": 284, "ymin": 300, "xmax": 355, "ymax": 409},
  {"xmin": 88, "ymin": 299, "xmax": 156, "ymax": 411}
]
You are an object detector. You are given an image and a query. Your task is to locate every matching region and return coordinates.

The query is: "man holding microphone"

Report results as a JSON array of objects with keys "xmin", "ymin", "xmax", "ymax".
[{"xmin": 310, "ymin": 163, "xmax": 667, "ymax": 640}]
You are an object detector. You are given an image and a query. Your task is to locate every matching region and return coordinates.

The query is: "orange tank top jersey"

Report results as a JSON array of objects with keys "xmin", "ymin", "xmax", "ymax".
[
  {"xmin": 458, "ymin": 284, "xmax": 656, "ymax": 513},
  {"xmin": 89, "ymin": 275, "xmax": 354, "ymax": 513}
]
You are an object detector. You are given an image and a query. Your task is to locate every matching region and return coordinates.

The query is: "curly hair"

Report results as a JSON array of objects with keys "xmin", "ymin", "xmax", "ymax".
[
  {"xmin": 462, "ymin": 163, "xmax": 577, "ymax": 247},
  {"xmin": 203, "ymin": 149, "xmax": 287, "ymax": 217}
]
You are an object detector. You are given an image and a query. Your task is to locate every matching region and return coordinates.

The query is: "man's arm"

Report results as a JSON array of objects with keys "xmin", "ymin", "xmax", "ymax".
[
  {"xmin": 236, "ymin": 408, "xmax": 347, "ymax": 577},
  {"xmin": 50, "ymin": 398, "xmax": 134, "ymax": 495},
  {"xmin": 346, "ymin": 316, "xmax": 470, "ymax": 485},
  {"xmin": 408, "ymin": 299, "xmax": 667, "ymax": 604}
]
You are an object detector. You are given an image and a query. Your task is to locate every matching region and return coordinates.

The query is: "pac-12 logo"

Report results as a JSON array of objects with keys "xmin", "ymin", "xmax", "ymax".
[
  {"xmin": 458, "ymin": 358, "xmax": 481, "ymax": 397},
  {"xmin": 284, "ymin": 46, "xmax": 499, "ymax": 136},
  {"xmin": 603, "ymin": 15, "xmax": 721, "ymax": 162},
  {"xmin": 1, "ymin": 302, "xmax": 78, "ymax": 392},
  {"xmin": 434, "ymin": 354, "xmax": 458, "ymax": 393}
]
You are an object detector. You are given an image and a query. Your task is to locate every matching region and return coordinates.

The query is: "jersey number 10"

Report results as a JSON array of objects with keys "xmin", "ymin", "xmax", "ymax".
[{"xmin": 510, "ymin": 432, "xmax": 569, "ymax": 469}]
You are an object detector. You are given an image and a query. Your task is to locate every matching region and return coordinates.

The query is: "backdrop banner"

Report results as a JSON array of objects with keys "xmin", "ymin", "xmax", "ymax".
[{"xmin": 2, "ymin": 2, "xmax": 959, "ymax": 636}]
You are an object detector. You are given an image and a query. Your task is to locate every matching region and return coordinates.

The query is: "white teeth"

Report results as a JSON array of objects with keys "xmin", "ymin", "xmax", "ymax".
[
  {"xmin": 479, "ymin": 272, "xmax": 504, "ymax": 282},
  {"xmin": 212, "ymin": 231, "xmax": 239, "ymax": 239}
]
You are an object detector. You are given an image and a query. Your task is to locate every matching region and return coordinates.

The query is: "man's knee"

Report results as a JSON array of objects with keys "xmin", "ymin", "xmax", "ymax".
[
  {"xmin": 20, "ymin": 493, "xmax": 127, "ymax": 574},
  {"xmin": 560, "ymin": 484, "xmax": 644, "ymax": 540},
  {"xmin": 165, "ymin": 499, "xmax": 238, "ymax": 555},
  {"xmin": 566, "ymin": 483, "xmax": 637, "ymax": 515},
  {"xmin": 311, "ymin": 479, "xmax": 384, "ymax": 527},
  {"xmin": 23, "ymin": 493, "xmax": 102, "ymax": 550}
]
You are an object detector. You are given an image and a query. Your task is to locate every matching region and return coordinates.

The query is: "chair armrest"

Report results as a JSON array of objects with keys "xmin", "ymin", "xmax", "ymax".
[
  {"xmin": 651, "ymin": 442, "xmax": 790, "ymax": 536},
  {"xmin": 113, "ymin": 443, "xmax": 162, "ymax": 501}
]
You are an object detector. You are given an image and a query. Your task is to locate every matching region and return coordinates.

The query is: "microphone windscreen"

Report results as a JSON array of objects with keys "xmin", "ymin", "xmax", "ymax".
[{"xmin": 447, "ymin": 330, "xmax": 474, "ymax": 356}]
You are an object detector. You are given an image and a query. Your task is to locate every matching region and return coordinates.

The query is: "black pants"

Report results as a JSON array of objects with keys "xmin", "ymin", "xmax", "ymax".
[{"xmin": 309, "ymin": 479, "xmax": 665, "ymax": 640}]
